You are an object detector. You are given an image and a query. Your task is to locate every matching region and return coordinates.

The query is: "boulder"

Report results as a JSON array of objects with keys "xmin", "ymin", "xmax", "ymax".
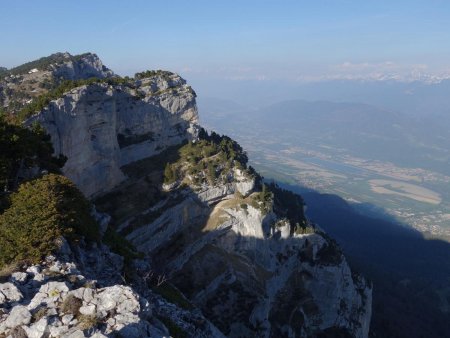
[{"xmin": 4, "ymin": 306, "xmax": 31, "ymax": 328}]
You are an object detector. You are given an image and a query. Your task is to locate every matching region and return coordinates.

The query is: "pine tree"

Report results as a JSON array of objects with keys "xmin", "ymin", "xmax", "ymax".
[{"xmin": 0, "ymin": 174, "xmax": 99, "ymax": 268}]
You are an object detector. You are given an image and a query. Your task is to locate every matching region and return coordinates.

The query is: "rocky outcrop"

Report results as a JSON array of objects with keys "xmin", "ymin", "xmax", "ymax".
[
  {"xmin": 27, "ymin": 73, "xmax": 198, "ymax": 197},
  {"xmin": 51, "ymin": 53, "xmax": 114, "ymax": 80},
  {"xmin": 123, "ymin": 178, "xmax": 372, "ymax": 338},
  {"xmin": 3, "ymin": 53, "xmax": 372, "ymax": 337},
  {"xmin": 0, "ymin": 52, "xmax": 113, "ymax": 112},
  {"xmin": 0, "ymin": 241, "xmax": 223, "ymax": 338}
]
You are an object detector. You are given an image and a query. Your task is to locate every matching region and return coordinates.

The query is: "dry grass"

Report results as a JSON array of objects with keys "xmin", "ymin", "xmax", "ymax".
[
  {"xmin": 59, "ymin": 294, "xmax": 82, "ymax": 315},
  {"xmin": 6, "ymin": 326, "xmax": 27, "ymax": 338},
  {"xmin": 77, "ymin": 314, "xmax": 99, "ymax": 330},
  {"xmin": 31, "ymin": 307, "xmax": 47, "ymax": 323},
  {"xmin": 203, "ymin": 193, "xmax": 263, "ymax": 232}
]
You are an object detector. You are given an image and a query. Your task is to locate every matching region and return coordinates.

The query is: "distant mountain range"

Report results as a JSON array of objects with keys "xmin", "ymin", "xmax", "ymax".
[
  {"xmin": 200, "ymin": 97, "xmax": 450, "ymax": 175},
  {"xmin": 195, "ymin": 78, "xmax": 450, "ymax": 118}
]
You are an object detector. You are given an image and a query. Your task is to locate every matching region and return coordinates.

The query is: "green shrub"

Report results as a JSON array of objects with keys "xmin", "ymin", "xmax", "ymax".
[
  {"xmin": 0, "ymin": 115, "xmax": 66, "ymax": 194},
  {"xmin": 166, "ymin": 129, "xmax": 251, "ymax": 189},
  {"xmin": 134, "ymin": 69, "xmax": 174, "ymax": 80},
  {"xmin": 163, "ymin": 163, "xmax": 176, "ymax": 184},
  {"xmin": 0, "ymin": 174, "xmax": 99, "ymax": 268}
]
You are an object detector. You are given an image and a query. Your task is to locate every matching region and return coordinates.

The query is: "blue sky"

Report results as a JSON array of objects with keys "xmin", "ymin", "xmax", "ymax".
[{"xmin": 2, "ymin": 1, "xmax": 450, "ymax": 83}]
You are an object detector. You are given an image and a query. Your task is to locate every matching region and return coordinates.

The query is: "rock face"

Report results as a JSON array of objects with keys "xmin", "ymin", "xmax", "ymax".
[
  {"xmin": 52, "ymin": 52, "xmax": 114, "ymax": 80},
  {"xmin": 27, "ymin": 73, "xmax": 198, "ymax": 197},
  {"xmin": 2, "ymin": 53, "xmax": 372, "ymax": 337},
  {"xmin": 97, "ymin": 126, "xmax": 371, "ymax": 337},
  {"xmin": 123, "ymin": 180, "xmax": 371, "ymax": 338}
]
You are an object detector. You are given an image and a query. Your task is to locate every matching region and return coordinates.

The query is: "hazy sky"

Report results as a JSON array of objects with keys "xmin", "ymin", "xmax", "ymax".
[{"xmin": 2, "ymin": 1, "xmax": 450, "ymax": 83}]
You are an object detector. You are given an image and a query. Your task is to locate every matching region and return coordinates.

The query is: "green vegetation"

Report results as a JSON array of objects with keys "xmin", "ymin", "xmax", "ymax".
[
  {"xmin": 1, "ymin": 53, "xmax": 72, "ymax": 78},
  {"xmin": 134, "ymin": 69, "xmax": 174, "ymax": 79},
  {"xmin": 294, "ymin": 225, "xmax": 315, "ymax": 235},
  {"xmin": 251, "ymin": 184, "xmax": 273, "ymax": 215},
  {"xmin": 0, "ymin": 53, "xmax": 99, "ymax": 79},
  {"xmin": 134, "ymin": 69, "xmax": 197, "ymax": 96},
  {"xmin": 0, "ymin": 114, "xmax": 66, "ymax": 208},
  {"xmin": 12, "ymin": 72, "xmax": 188, "ymax": 123},
  {"xmin": 16, "ymin": 77, "xmax": 134, "ymax": 121},
  {"xmin": 164, "ymin": 128, "xmax": 252, "ymax": 188},
  {"xmin": 0, "ymin": 174, "xmax": 99, "ymax": 268},
  {"xmin": 315, "ymin": 233, "xmax": 343, "ymax": 265},
  {"xmin": 267, "ymin": 182, "xmax": 309, "ymax": 233},
  {"xmin": 164, "ymin": 163, "xmax": 177, "ymax": 185},
  {"xmin": 198, "ymin": 128, "xmax": 249, "ymax": 166}
]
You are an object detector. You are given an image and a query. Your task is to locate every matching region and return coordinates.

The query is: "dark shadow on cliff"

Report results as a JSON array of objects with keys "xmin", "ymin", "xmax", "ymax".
[
  {"xmin": 94, "ymin": 143, "xmax": 184, "ymax": 227},
  {"xmin": 277, "ymin": 182, "xmax": 450, "ymax": 338},
  {"xmin": 95, "ymin": 172, "xmax": 367, "ymax": 337},
  {"xmin": 91, "ymin": 134, "xmax": 450, "ymax": 337}
]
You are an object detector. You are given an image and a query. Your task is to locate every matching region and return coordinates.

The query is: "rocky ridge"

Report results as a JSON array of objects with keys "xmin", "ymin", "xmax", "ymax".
[
  {"xmin": 0, "ymin": 53, "xmax": 372, "ymax": 337},
  {"xmin": 0, "ymin": 52, "xmax": 113, "ymax": 114},
  {"xmin": 119, "ymin": 143, "xmax": 372, "ymax": 337}
]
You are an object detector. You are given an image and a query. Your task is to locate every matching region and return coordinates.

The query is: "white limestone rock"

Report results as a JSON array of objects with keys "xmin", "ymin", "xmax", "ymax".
[
  {"xmin": 24, "ymin": 317, "xmax": 48, "ymax": 338},
  {"xmin": 4, "ymin": 305, "xmax": 31, "ymax": 328},
  {"xmin": 96, "ymin": 285, "xmax": 139, "ymax": 314},
  {"xmin": 10, "ymin": 272, "xmax": 28, "ymax": 284},
  {"xmin": 52, "ymin": 52, "xmax": 114, "ymax": 80},
  {"xmin": 65, "ymin": 330, "xmax": 86, "ymax": 338},
  {"xmin": 0, "ymin": 255, "xmax": 202, "ymax": 338},
  {"xmin": 27, "ymin": 73, "xmax": 199, "ymax": 197},
  {"xmin": 0, "ymin": 283, "xmax": 23, "ymax": 303},
  {"xmin": 78, "ymin": 304, "xmax": 96, "ymax": 316},
  {"xmin": 126, "ymin": 179, "xmax": 371, "ymax": 337}
]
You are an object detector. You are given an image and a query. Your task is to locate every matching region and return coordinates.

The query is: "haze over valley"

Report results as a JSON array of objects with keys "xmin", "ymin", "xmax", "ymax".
[
  {"xmin": 200, "ymin": 92, "xmax": 450, "ymax": 240},
  {"xmin": 2, "ymin": 2, "xmax": 450, "ymax": 337}
]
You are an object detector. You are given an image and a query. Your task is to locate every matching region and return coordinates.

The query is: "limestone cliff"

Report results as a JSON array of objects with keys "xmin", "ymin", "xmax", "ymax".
[
  {"xmin": 0, "ymin": 53, "xmax": 371, "ymax": 337},
  {"xmin": 27, "ymin": 72, "xmax": 198, "ymax": 197},
  {"xmin": 111, "ymin": 136, "xmax": 372, "ymax": 338}
]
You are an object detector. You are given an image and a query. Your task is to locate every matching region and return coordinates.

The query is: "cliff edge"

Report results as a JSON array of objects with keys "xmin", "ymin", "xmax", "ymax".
[{"xmin": 0, "ymin": 53, "xmax": 371, "ymax": 338}]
